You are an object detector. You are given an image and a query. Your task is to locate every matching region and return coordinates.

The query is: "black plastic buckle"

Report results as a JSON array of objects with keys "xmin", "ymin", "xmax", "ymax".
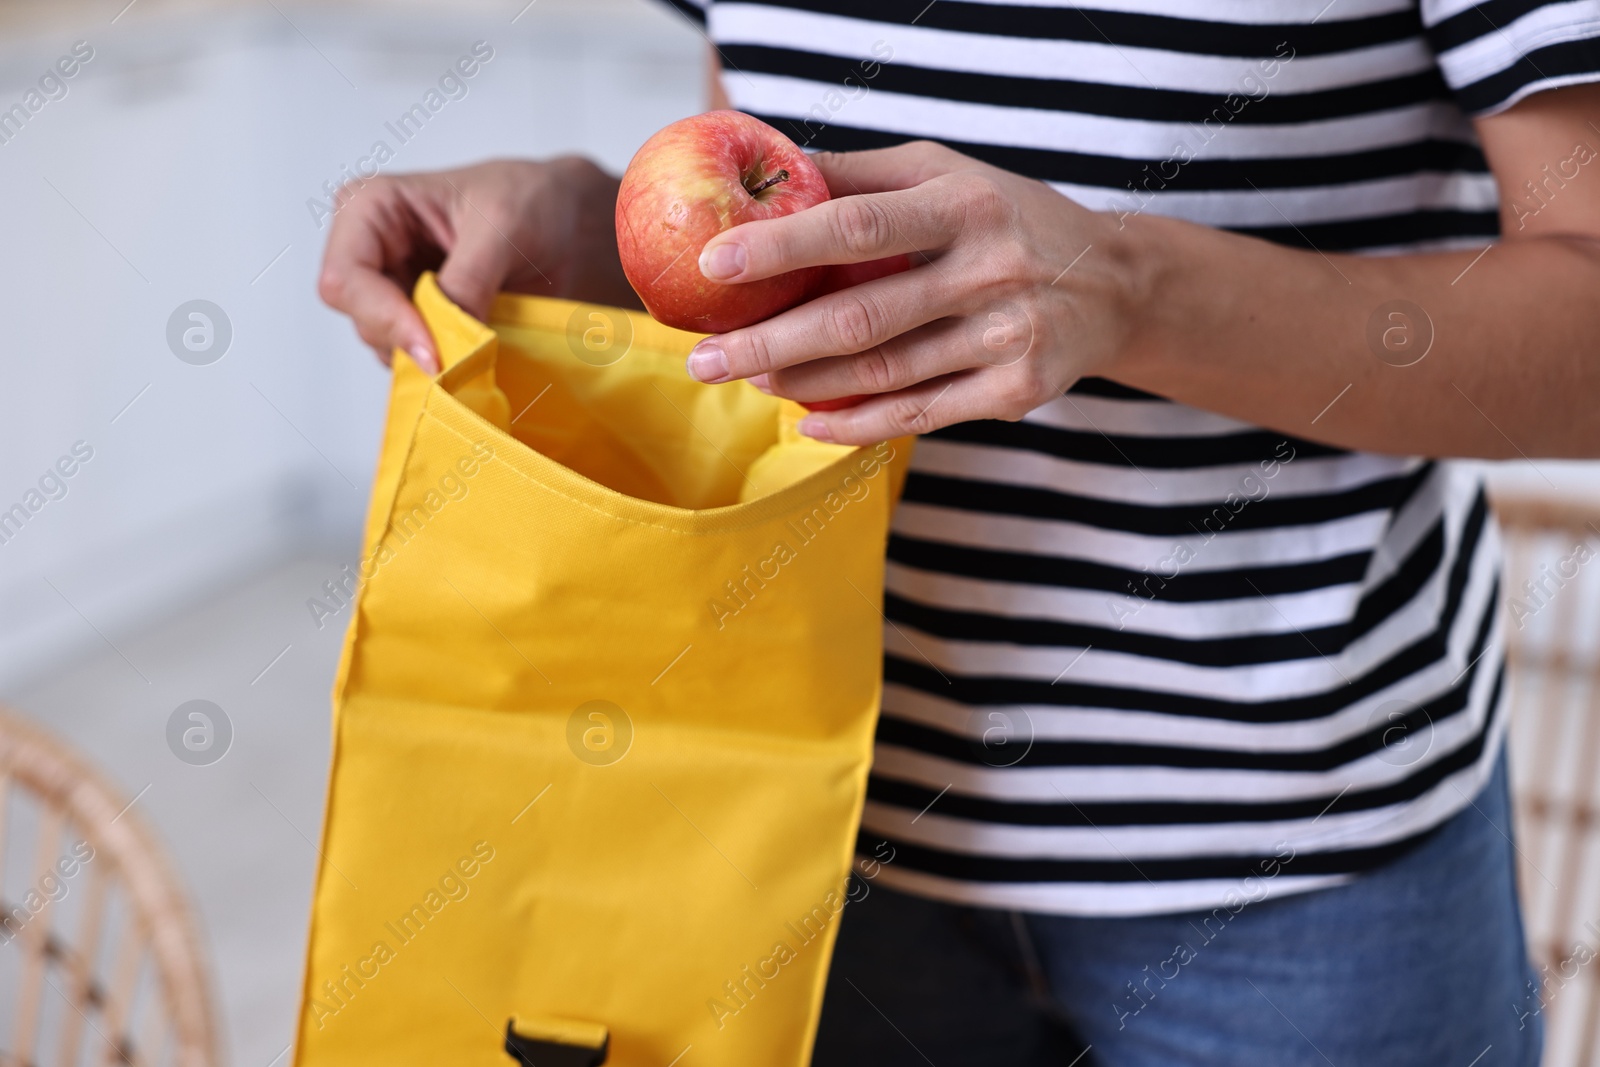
[{"xmin": 503, "ymin": 1019, "xmax": 608, "ymax": 1067}]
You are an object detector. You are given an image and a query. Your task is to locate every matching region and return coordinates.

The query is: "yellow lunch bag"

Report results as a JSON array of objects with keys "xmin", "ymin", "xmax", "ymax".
[{"xmin": 292, "ymin": 274, "xmax": 912, "ymax": 1067}]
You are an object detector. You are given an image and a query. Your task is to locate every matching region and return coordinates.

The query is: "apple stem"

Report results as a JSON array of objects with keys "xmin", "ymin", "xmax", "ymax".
[{"xmin": 746, "ymin": 169, "xmax": 790, "ymax": 196}]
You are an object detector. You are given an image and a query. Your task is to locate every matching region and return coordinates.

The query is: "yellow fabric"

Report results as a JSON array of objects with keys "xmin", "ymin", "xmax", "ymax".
[{"xmin": 294, "ymin": 275, "xmax": 912, "ymax": 1067}]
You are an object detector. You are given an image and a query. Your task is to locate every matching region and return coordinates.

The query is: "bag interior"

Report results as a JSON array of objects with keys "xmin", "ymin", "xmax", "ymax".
[{"xmin": 439, "ymin": 313, "xmax": 853, "ymax": 511}]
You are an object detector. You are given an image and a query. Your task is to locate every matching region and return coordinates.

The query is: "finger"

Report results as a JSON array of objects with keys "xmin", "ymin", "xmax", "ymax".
[
  {"xmin": 698, "ymin": 183, "xmax": 962, "ymax": 283},
  {"xmin": 810, "ymin": 141, "xmax": 964, "ymax": 198},
  {"xmin": 323, "ymin": 266, "xmax": 437, "ymax": 374},
  {"xmin": 435, "ymin": 207, "xmax": 523, "ymax": 323},
  {"xmin": 687, "ymin": 264, "xmax": 961, "ymax": 382},
  {"xmin": 796, "ymin": 371, "xmax": 991, "ymax": 446},
  {"xmin": 767, "ymin": 318, "xmax": 973, "ymax": 403},
  {"xmin": 319, "ymin": 203, "xmax": 437, "ymax": 372}
]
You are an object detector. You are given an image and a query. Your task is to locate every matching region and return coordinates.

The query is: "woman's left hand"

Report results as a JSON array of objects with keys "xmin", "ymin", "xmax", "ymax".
[{"xmin": 685, "ymin": 140, "xmax": 1145, "ymax": 444}]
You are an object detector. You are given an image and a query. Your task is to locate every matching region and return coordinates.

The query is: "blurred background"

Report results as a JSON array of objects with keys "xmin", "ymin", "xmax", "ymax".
[
  {"xmin": 0, "ymin": 1, "xmax": 701, "ymax": 1062},
  {"xmin": 0, "ymin": 1, "xmax": 1598, "ymax": 1064}
]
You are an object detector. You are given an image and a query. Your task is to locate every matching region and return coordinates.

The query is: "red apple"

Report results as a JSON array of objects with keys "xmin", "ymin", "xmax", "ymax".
[
  {"xmin": 816, "ymin": 254, "xmax": 912, "ymax": 295},
  {"xmin": 616, "ymin": 110, "xmax": 831, "ymax": 334},
  {"xmin": 799, "ymin": 395, "xmax": 868, "ymax": 412}
]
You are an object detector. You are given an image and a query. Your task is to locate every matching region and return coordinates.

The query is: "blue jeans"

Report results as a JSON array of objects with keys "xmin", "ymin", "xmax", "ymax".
[{"xmin": 814, "ymin": 754, "xmax": 1541, "ymax": 1066}]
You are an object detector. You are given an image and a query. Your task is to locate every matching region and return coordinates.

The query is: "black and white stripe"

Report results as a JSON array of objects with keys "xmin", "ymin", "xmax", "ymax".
[{"xmin": 664, "ymin": 0, "xmax": 1600, "ymax": 914}]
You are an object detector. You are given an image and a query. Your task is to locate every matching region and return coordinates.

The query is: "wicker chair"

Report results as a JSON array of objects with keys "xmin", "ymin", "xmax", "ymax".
[
  {"xmin": 1494, "ymin": 493, "xmax": 1600, "ymax": 1066},
  {"xmin": 0, "ymin": 708, "xmax": 221, "ymax": 1067}
]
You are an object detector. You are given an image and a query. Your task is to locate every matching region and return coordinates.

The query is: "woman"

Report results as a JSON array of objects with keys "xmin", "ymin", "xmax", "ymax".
[{"xmin": 318, "ymin": 1, "xmax": 1600, "ymax": 1061}]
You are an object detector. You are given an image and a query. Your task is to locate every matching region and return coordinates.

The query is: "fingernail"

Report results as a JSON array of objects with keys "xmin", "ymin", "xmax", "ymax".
[
  {"xmin": 700, "ymin": 242, "xmax": 747, "ymax": 281},
  {"xmin": 408, "ymin": 344, "xmax": 438, "ymax": 374},
  {"xmin": 797, "ymin": 416, "xmax": 833, "ymax": 441},
  {"xmin": 748, "ymin": 374, "xmax": 772, "ymax": 394},
  {"xmin": 687, "ymin": 340, "xmax": 730, "ymax": 383}
]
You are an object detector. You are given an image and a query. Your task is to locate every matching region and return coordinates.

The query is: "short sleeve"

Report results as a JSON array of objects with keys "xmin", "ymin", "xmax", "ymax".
[
  {"xmin": 1420, "ymin": 0, "xmax": 1600, "ymax": 114},
  {"xmin": 659, "ymin": 0, "xmax": 708, "ymax": 27}
]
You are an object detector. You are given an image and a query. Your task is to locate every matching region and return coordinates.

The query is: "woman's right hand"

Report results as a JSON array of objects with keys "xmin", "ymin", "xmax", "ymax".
[{"xmin": 316, "ymin": 157, "xmax": 637, "ymax": 373}]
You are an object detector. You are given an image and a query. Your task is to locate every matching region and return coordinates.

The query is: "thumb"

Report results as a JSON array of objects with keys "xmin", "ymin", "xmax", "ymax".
[{"xmin": 436, "ymin": 212, "xmax": 520, "ymax": 323}]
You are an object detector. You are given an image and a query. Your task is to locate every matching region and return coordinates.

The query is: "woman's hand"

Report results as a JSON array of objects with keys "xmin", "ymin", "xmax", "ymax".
[
  {"xmin": 317, "ymin": 157, "xmax": 635, "ymax": 372},
  {"xmin": 685, "ymin": 141, "xmax": 1145, "ymax": 444}
]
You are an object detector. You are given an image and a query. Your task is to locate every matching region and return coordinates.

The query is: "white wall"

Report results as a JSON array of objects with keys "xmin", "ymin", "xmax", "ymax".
[{"xmin": 0, "ymin": 0, "xmax": 706, "ymax": 692}]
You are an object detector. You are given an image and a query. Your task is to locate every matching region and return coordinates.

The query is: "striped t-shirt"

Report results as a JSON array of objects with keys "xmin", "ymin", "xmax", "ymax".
[{"xmin": 663, "ymin": 0, "xmax": 1600, "ymax": 915}]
